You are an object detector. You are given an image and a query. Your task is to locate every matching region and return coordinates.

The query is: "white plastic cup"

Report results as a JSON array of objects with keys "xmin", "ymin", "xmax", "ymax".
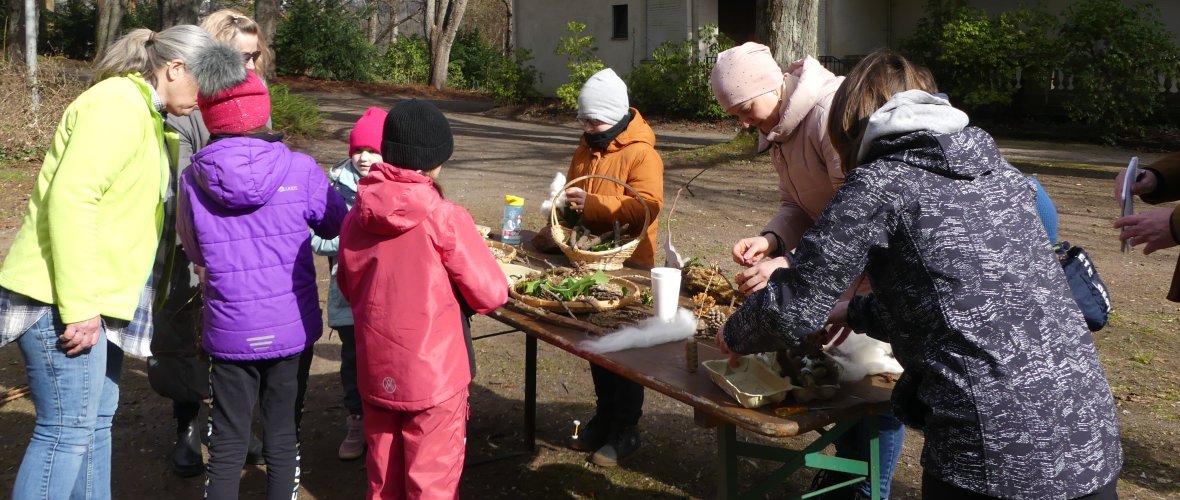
[{"xmin": 650, "ymin": 267, "xmax": 682, "ymax": 322}]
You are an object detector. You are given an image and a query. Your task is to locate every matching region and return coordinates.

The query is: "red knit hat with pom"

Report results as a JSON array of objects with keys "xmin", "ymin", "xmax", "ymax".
[
  {"xmin": 349, "ymin": 107, "xmax": 388, "ymax": 156},
  {"xmin": 198, "ymin": 70, "xmax": 270, "ymax": 135}
]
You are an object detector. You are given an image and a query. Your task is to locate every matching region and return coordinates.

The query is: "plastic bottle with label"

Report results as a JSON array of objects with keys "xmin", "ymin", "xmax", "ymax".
[{"xmin": 501, "ymin": 195, "xmax": 525, "ymax": 245}]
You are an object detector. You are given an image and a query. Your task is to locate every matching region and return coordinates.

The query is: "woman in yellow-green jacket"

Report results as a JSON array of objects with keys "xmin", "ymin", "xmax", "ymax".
[{"xmin": 0, "ymin": 26, "xmax": 243, "ymax": 499}]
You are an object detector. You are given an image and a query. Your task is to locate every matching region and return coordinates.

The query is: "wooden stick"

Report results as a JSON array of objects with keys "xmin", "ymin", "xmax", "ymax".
[
  {"xmin": 505, "ymin": 299, "xmax": 610, "ymax": 336},
  {"xmin": 0, "ymin": 384, "xmax": 30, "ymax": 404}
]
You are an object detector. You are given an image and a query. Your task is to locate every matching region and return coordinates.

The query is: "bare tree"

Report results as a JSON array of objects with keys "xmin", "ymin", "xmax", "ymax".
[
  {"xmin": 755, "ymin": 0, "xmax": 818, "ymax": 66},
  {"xmin": 95, "ymin": 0, "xmax": 126, "ymax": 60},
  {"xmin": 501, "ymin": 0, "xmax": 510, "ymax": 53},
  {"xmin": 424, "ymin": 0, "xmax": 467, "ymax": 90},
  {"xmin": 158, "ymin": 0, "xmax": 199, "ymax": 28},
  {"xmin": 254, "ymin": 0, "xmax": 278, "ymax": 78},
  {"xmin": 5, "ymin": 0, "xmax": 24, "ymax": 61}
]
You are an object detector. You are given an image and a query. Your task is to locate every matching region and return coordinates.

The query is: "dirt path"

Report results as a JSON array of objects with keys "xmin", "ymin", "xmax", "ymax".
[{"xmin": 1, "ymin": 87, "xmax": 1177, "ymax": 499}]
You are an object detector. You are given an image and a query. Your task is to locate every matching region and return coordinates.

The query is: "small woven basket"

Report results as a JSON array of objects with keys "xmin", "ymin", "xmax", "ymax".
[
  {"xmin": 549, "ymin": 175, "xmax": 652, "ymax": 271},
  {"xmin": 487, "ymin": 240, "xmax": 517, "ymax": 264}
]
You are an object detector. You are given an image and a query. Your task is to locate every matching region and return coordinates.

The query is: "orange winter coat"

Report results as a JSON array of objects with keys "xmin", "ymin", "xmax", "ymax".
[
  {"xmin": 1140, "ymin": 151, "xmax": 1180, "ymax": 301},
  {"xmin": 566, "ymin": 108, "xmax": 664, "ymax": 268},
  {"xmin": 337, "ymin": 164, "xmax": 508, "ymax": 412},
  {"xmin": 761, "ymin": 56, "xmax": 845, "ymax": 252}
]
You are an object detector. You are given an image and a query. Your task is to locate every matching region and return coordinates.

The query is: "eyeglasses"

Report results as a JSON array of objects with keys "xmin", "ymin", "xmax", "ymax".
[
  {"xmin": 576, "ymin": 117, "xmax": 607, "ymax": 127},
  {"xmin": 241, "ymin": 51, "xmax": 262, "ymax": 64}
]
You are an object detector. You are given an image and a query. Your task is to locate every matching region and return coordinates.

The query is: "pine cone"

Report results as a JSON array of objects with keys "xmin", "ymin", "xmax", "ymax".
[{"xmin": 702, "ymin": 309, "xmax": 728, "ymax": 335}]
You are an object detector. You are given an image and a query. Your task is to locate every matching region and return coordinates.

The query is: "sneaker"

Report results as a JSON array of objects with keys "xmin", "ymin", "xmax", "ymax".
[
  {"xmin": 566, "ymin": 416, "xmax": 609, "ymax": 452},
  {"xmin": 338, "ymin": 414, "xmax": 366, "ymax": 460},
  {"xmin": 589, "ymin": 425, "xmax": 641, "ymax": 467}
]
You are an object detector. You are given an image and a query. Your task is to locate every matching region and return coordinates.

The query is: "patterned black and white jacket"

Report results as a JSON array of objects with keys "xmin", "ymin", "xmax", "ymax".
[{"xmin": 724, "ymin": 92, "xmax": 1122, "ymax": 499}]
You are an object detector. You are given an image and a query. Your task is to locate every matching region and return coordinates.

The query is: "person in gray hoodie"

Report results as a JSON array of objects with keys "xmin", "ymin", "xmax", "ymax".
[{"xmin": 717, "ymin": 50, "xmax": 1122, "ymax": 499}]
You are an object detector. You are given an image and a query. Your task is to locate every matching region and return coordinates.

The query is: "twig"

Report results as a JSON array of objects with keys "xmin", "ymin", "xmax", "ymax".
[
  {"xmin": 504, "ymin": 298, "xmax": 609, "ymax": 336},
  {"xmin": 1, "ymin": 385, "xmax": 30, "ymax": 404}
]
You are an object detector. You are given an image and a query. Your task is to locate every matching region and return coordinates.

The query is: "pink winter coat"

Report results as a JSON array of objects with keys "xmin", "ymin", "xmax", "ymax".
[
  {"xmin": 336, "ymin": 163, "xmax": 508, "ymax": 412},
  {"xmin": 760, "ymin": 56, "xmax": 845, "ymax": 252}
]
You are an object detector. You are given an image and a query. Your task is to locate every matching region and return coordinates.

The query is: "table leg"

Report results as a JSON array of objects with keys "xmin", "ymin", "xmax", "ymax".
[
  {"xmin": 717, "ymin": 424, "xmax": 739, "ymax": 500},
  {"xmin": 525, "ymin": 334, "xmax": 537, "ymax": 452},
  {"xmin": 868, "ymin": 414, "xmax": 880, "ymax": 500}
]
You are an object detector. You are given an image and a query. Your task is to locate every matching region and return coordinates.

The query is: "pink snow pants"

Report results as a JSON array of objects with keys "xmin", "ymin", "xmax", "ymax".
[{"xmin": 363, "ymin": 387, "xmax": 469, "ymax": 500}]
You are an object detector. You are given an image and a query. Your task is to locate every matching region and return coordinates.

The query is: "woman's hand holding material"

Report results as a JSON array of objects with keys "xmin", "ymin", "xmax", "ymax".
[
  {"xmin": 735, "ymin": 256, "xmax": 789, "ymax": 296},
  {"xmin": 1114, "ymin": 207, "xmax": 1178, "ymax": 255}
]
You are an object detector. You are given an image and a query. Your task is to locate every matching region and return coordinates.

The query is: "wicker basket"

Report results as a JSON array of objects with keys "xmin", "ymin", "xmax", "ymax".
[
  {"xmin": 487, "ymin": 240, "xmax": 517, "ymax": 264},
  {"xmin": 549, "ymin": 175, "xmax": 652, "ymax": 271},
  {"xmin": 510, "ymin": 275, "xmax": 641, "ymax": 313}
]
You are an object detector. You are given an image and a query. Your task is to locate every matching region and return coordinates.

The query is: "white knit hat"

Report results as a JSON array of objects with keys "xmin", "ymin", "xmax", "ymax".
[{"xmin": 577, "ymin": 68, "xmax": 629, "ymax": 125}]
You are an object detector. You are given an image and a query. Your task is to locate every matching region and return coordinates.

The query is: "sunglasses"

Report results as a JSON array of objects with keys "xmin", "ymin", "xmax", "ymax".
[{"xmin": 241, "ymin": 51, "xmax": 262, "ymax": 64}]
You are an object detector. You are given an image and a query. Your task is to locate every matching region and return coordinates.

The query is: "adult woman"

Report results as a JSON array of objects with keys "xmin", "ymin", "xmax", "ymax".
[
  {"xmin": 151, "ymin": 8, "xmax": 272, "ymax": 476},
  {"xmin": 0, "ymin": 26, "xmax": 243, "ymax": 499},
  {"xmin": 709, "ymin": 42, "xmax": 905, "ymax": 498},
  {"xmin": 561, "ymin": 68, "xmax": 664, "ymax": 466},
  {"xmin": 718, "ymin": 50, "xmax": 1122, "ymax": 499},
  {"xmin": 1114, "ymin": 152, "xmax": 1180, "ymax": 298}
]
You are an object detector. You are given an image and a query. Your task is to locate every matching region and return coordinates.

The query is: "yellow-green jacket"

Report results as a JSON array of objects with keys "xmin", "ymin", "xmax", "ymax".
[{"xmin": 0, "ymin": 73, "xmax": 177, "ymax": 324}]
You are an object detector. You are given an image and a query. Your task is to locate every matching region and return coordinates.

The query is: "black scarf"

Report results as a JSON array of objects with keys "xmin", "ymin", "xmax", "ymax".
[{"xmin": 583, "ymin": 111, "xmax": 633, "ymax": 151}]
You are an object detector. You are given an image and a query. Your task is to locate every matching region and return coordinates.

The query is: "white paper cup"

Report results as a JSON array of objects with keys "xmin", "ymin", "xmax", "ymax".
[{"xmin": 650, "ymin": 267, "xmax": 682, "ymax": 322}]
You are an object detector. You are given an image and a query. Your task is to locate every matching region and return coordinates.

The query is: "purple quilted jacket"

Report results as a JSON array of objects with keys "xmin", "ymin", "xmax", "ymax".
[{"xmin": 178, "ymin": 135, "xmax": 346, "ymax": 361}]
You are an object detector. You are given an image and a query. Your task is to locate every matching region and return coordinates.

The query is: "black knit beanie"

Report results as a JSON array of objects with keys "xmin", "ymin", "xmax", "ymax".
[{"xmin": 381, "ymin": 99, "xmax": 454, "ymax": 170}]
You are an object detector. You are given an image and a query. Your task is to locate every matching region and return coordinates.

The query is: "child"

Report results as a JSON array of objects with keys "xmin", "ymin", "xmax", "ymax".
[
  {"xmin": 336, "ymin": 99, "xmax": 508, "ymax": 499},
  {"xmin": 311, "ymin": 106, "xmax": 388, "ymax": 460},
  {"xmin": 176, "ymin": 70, "xmax": 347, "ymax": 499},
  {"xmin": 562, "ymin": 68, "xmax": 664, "ymax": 467}
]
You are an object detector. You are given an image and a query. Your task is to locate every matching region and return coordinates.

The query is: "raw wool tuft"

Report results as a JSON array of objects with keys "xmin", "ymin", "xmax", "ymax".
[
  {"xmin": 581, "ymin": 307, "xmax": 696, "ymax": 353},
  {"xmin": 539, "ymin": 172, "xmax": 568, "ymax": 213},
  {"xmin": 190, "ymin": 42, "xmax": 248, "ymax": 97},
  {"xmin": 827, "ymin": 332, "xmax": 903, "ymax": 381}
]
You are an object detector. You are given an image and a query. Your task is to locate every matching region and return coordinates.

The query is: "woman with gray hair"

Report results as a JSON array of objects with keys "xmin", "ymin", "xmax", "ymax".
[{"xmin": 0, "ymin": 25, "xmax": 243, "ymax": 499}]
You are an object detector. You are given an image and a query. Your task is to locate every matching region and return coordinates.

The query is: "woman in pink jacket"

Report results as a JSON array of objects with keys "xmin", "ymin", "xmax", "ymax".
[
  {"xmin": 336, "ymin": 99, "xmax": 508, "ymax": 499},
  {"xmin": 710, "ymin": 42, "xmax": 906, "ymax": 499}
]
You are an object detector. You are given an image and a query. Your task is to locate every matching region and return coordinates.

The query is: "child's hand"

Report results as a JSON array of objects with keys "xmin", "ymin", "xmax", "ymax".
[
  {"xmin": 194, "ymin": 265, "xmax": 207, "ymax": 285},
  {"xmin": 564, "ymin": 187, "xmax": 587, "ymax": 212}
]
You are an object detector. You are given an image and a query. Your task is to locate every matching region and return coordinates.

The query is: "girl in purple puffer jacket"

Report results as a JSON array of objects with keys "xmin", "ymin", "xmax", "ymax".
[{"xmin": 176, "ymin": 70, "xmax": 347, "ymax": 500}]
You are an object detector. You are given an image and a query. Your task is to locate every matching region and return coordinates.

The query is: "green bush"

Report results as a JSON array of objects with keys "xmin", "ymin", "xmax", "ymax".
[
  {"xmin": 275, "ymin": 0, "xmax": 376, "ymax": 81},
  {"xmin": 39, "ymin": 0, "xmax": 97, "ymax": 60},
  {"xmin": 444, "ymin": 28, "xmax": 540, "ymax": 104},
  {"xmin": 379, "ymin": 35, "xmax": 430, "ymax": 84},
  {"xmin": 902, "ymin": 1, "xmax": 1058, "ymax": 110},
  {"xmin": 553, "ymin": 21, "xmax": 605, "ymax": 111},
  {"xmin": 269, "ymin": 84, "xmax": 322, "ymax": 137},
  {"xmin": 1058, "ymin": 0, "xmax": 1180, "ymax": 136},
  {"xmin": 484, "ymin": 48, "xmax": 541, "ymax": 105},
  {"xmin": 628, "ymin": 25, "xmax": 731, "ymax": 119}
]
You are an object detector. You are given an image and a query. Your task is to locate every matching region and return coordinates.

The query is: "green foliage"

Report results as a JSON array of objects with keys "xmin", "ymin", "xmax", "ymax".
[
  {"xmin": 513, "ymin": 270, "xmax": 609, "ymax": 301},
  {"xmin": 269, "ymin": 84, "xmax": 322, "ymax": 137},
  {"xmin": 485, "ymin": 48, "xmax": 542, "ymax": 104},
  {"xmin": 553, "ymin": 21, "xmax": 605, "ymax": 111},
  {"xmin": 628, "ymin": 25, "xmax": 732, "ymax": 119},
  {"xmin": 1058, "ymin": 0, "xmax": 1180, "ymax": 137},
  {"xmin": 902, "ymin": 1, "xmax": 1059, "ymax": 109},
  {"xmin": 39, "ymin": 0, "xmax": 97, "ymax": 60},
  {"xmin": 379, "ymin": 35, "xmax": 430, "ymax": 84},
  {"xmin": 446, "ymin": 28, "xmax": 540, "ymax": 104},
  {"xmin": 122, "ymin": 1, "xmax": 160, "ymax": 31},
  {"xmin": 275, "ymin": 0, "xmax": 376, "ymax": 81}
]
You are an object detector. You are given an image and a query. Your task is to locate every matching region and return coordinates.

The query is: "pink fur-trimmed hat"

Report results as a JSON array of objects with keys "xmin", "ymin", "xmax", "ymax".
[{"xmin": 710, "ymin": 42, "xmax": 785, "ymax": 110}]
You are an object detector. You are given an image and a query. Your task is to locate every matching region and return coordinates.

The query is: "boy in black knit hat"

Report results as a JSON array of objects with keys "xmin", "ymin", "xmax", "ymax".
[{"xmin": 335, "ymin": 99, "xmax": 508, "ymax": 498}]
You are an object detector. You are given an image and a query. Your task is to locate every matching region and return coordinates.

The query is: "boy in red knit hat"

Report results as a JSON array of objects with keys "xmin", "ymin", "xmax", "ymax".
[
  {"xmin": 311, "ymin": 106, "xmax": 388, "ymax": 461},
  {"xmin": 178, "ymin": 69, "xmax": 347, "ymax": 499}
]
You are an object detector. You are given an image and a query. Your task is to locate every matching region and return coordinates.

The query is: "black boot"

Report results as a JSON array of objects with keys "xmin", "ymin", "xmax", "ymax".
[
  {"xmin": 171, "ymin": 417, "xmax": 204, "ymax": 478},
  {"xmin": 245, "ymin": 433, "xmax": 265, "ymax": 465}
]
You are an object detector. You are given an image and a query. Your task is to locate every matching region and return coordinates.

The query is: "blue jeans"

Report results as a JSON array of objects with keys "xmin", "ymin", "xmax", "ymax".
[
  {"xmin": 834, "ymin": 412, "xmax": 905, "ymax": 499},
  {"xmin": 14, "ymin": 308, "xmax": 124, "ymax": 500}
]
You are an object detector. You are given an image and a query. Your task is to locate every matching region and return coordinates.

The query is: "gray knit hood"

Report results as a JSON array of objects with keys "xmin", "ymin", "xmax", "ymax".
[{"xmin": 856, "ymin": 90, "xmax": 969, "ymax": 163}]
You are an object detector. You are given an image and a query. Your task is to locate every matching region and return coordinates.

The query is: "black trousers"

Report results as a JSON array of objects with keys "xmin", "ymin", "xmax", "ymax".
[
  {"xmin": 589, "ymin": 363, "xmax": 644, "ymax": 427},
  {"xmin": 205, "ymin": 353, "xmax": 303, "ymax": 500},
  {"xmin": 922, "ymin": 474, "xmax": 1118, "ymax": 500},
  {"xmin": 179, "ymin": 345, "xmax": 314, "ymax": 430}
]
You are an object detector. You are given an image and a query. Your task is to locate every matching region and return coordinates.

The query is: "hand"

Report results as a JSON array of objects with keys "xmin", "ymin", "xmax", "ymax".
[
  {"xmin": 714, "ymin": 327, "xmax": 742, "ymax": 368},
  {"xmin": 731, "ymin": 235, "xmax": 773, "ymax": 266},
  {"xmin": 735, "ymin": 257, "xmax": 789, "ymax": 296},
  {"xmin": 1114, "ymin": 207, "xmax": 1178, "ymax": 255},
  {"xmin": 194, "ymin": 264, "xmax": 207, "ymax": 285},
  {"xmin": 1114, "ymin": 166, "xmax": 1158, "ymax": 206},
  {"xmin": 59, "ymin": 316, "xmax": 102, "ymax": 356},
  {"xmin": 564, "ymin": 187, "xmax": 587, "ymax": 212},
  {"xmin": 827, "ymin": 300, "xmax": 850, "ymax": 326}
]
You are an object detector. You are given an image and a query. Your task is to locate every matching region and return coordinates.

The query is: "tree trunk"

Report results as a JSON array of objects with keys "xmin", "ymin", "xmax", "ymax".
[
  {"xmin": 254, "ymin": 0, "xmax": 278, "ymax": 78},
  {"xmin": 367, "ymin": 0, "xmax": 377, "ymax": 44},
  {"xmin": 755, "ymin": 0, "xmax": 818, "ymax": 67},
  {"xmin": 501, "ymin": 0, "xmax": 511, "ymax": 53},
  {"xmin": 95, "ymin": 0, "xmax": 125, "ymax": 60},
  {"xmin": 24, "ymin": 0, "xmax": 37, "ymax": 115},
  {"xmin": 158, "ymin": 0, "xmax": 198, "ymax": 28},
  {"xmin": 425, "ymin": 0, "xmax": 467, "ymax": 90},
  {"xmin": 6, "ymin": 0, "xmax": 25, "ymax": 61}
]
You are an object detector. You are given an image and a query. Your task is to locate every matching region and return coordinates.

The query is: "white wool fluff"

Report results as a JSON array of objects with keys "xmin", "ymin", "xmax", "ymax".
[
  {"xmin": 581, "ymin": 308, "xmax": 696, "ymax": 353},
  {"xmin": 828, "ymin": 332, "xmax": 903, "ymax": 382},
  {"xmin": 539, "ymin": 172, "xmax": 568, "ymax": 213}
]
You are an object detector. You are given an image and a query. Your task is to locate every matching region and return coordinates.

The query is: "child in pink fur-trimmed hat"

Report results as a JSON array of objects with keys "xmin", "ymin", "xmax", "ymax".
[{"xmin": 310, "ymin": 106, "xmax": 388, "ymax": 461}]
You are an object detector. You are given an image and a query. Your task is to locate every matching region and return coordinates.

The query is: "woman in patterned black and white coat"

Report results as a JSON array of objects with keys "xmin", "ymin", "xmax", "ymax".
[{"xmin": 717, "ymin": 50, "xmax": 1122, "ymax": 499}]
